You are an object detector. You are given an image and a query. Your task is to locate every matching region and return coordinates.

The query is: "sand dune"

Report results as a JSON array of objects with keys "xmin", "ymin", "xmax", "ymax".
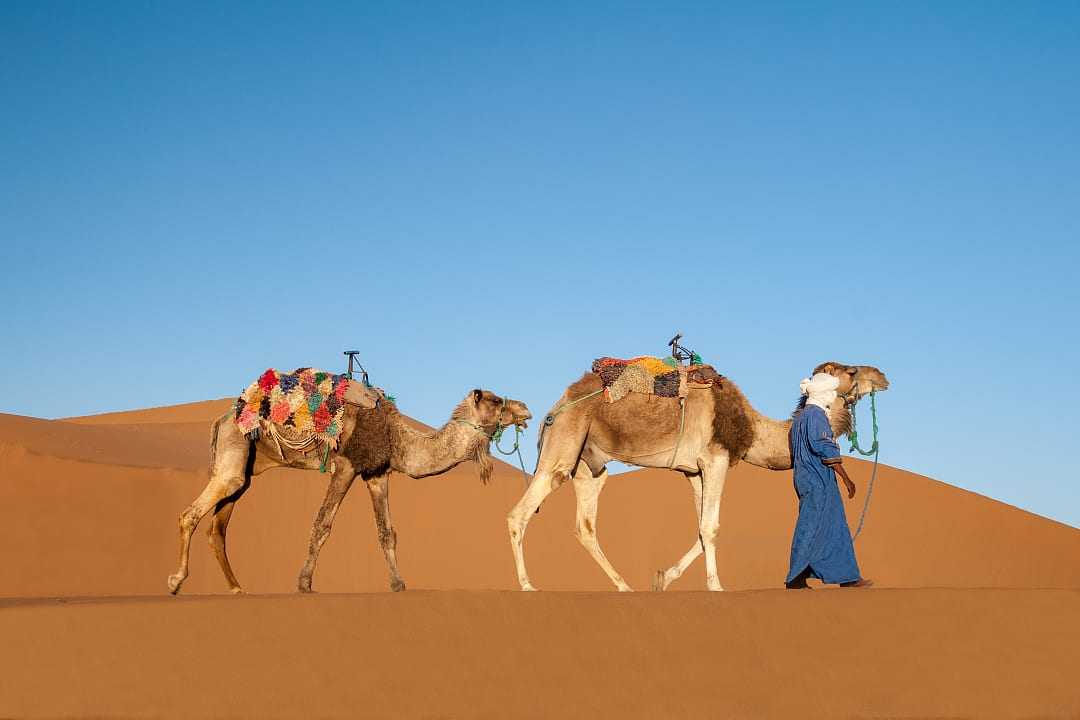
[
  {"xmin": 1, "ymin": 399, "xmax": 1078, "ymax": 717},
  {"xmin": 1, "ymin": 402, "xmax": 1077, "ymax": 597},
  {"xmin": 2, "ymin": 590, "xmax": 1078, "ymax": 719},
  {"xmin": 63, "ymin": 397, "xmax": 235, "ymax": 425}
]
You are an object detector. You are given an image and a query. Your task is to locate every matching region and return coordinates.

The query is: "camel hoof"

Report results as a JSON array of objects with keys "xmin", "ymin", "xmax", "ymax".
[
  {"xmin": 297, "ymin": 578, "xmax": 313, "ymax": 594},
  {"xmin": 616, "ymin": 585, "xmax": 634, "ymax": 592},
  {"xmin": 390, "ymin": 579, "xmax": 406, "ymax": 592},
  {"xmin": 521, "ymin": 583, "xmax": 538, "ymax": 592},
  {"xmin": 167, "ymin": 574, "xmax": 184, "ymax": 595},
  {"xmin": 229, "ymin": 586, "xmax": 244, "ymax": 595}
]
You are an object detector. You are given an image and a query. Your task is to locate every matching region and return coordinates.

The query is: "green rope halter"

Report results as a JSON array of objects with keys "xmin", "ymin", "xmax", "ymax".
[
  {"xmin": 847, "ymin": 390, "xmax": 879, "ymax": 456},
  {"xmin": 456, "ymin": 395, "xmax": 531, "ymax": 489}
]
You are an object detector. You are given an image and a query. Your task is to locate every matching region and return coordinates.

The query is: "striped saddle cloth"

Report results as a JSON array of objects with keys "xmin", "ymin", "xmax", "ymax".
[{"xmin": 591, "ymin": 356, "xmax": 722, "ymax": 403}]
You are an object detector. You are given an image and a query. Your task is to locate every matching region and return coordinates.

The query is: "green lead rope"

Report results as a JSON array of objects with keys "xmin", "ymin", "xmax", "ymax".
[
  {"xmin": 493, "ymin": 423, "xmax": 530, "ymax": 489},
  {"xmin": 847, "ymin": 390, "xmax": 879, "ymax": 541},
  {"xmin": 848, "ymin": 390, "xmax": 879, "ymax": 456}
]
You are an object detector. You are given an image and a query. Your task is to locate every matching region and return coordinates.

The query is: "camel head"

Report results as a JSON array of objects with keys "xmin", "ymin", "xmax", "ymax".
[
  {"xmin": 458, "ymin": 389, "xmax": 532, "ymax": 485},
  {"xmin": 812, "ymin": 362, "xmax": 890, "ymax": 405},
  {"xmin": 465, "ymin": 389, "xmax": 533, "ymax": 433},
  {"xmin": 504, "ymin": 398, "xmax": 533, "ymax": 430}
]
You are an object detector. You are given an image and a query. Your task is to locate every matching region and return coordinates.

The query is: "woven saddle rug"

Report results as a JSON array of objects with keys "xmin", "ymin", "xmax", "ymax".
[
  {"xmin": 592, "ymin": 356, "xmax": 723, "ymax": 403},
  {"xmin": 234, "ymin": 368, "xmax": 379, "ymax": 449}
]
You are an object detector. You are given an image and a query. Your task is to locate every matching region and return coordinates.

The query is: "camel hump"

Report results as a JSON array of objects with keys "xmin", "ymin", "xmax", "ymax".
[
  {"xmin": 343, "ymin": 379, "xmax": 381, "ymax": 409},
  {"xmin": 590, "ymin": 356, "xmax": 723, "ymax": 403},
  {"xmin": 233, "ymin": 367, "xmax": 374, "ymax": 449},
  {"xmin": 686, "ymin": 364, "xmax": 723, "ymax": 387}
]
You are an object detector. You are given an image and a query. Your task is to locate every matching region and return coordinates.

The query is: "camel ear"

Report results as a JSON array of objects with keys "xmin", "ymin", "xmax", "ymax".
[{"xmin": 472, "ymin": 389, "xmax": 484, "ymax": 405}]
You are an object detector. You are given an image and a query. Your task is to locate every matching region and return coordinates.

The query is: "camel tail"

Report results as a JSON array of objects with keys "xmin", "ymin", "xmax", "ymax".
[{"xmin": 208, "ymin": 413, "xmax": 227, "ymax": 478}]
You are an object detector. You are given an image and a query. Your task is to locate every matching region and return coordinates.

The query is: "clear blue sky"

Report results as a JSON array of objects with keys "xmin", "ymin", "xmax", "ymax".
[{"xmin": 3, "ymin": 2, "xmax": 1078, "ymax": 527}]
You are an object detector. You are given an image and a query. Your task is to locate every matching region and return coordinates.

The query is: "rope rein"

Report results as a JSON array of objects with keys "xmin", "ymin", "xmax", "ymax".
[
  {"xmin": 543, "ymin": 388, "xmax": 605, "ymax": 425},
  {"xmin": 492, "ymin": 423, "xmax": 530, "ymax": 489},
  {"xmin": 536, "ymin": 388, "xmax": 605, "ymax": 461},
  {"xmin": 848, "ymin": 390, "xmax": 879, "ymax": 457},
  {"xmin": 540, "ymin": 387, "xmax": 692, "ymax": 470},
  {"xmin": 455, "ymin": 396, "xmax": 530, "ymax": 489},
  {"xmin": 847, "ymin": 390, "xmax": 880, "ymax": 542}
]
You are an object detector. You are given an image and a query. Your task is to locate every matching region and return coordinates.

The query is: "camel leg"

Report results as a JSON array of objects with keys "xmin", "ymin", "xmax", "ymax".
[
  {"xmin": 205, "ymin": 475, "xmax": 251, "ymax": 594},
  {"xmin": 507, "ymin": 468, "xmax": 567, "ymax": 591},
  {"xmin": 366, "ymin": 473, "xmax": 405, "ymax": 592},
  {"xmin": 653, "ymin": 472, "xmax": 705, "ymax": 591},
  {"xmin": 572, "ymin": 463, "xmax": 632, "ymax": 592},
  {"xmin": 698, "ymin": 457, "xmax": 730, "ymax": 591},
  {"xmin": 169, "ymin": 416, "xmax": 253, "ymax": 595},
  {"xmin": 168, "ymin": 472, "xmax": 248, "ymax": 594},
  {"xmin": 297, "ymin": 462, "xmax": 356, "ymax": 593}
]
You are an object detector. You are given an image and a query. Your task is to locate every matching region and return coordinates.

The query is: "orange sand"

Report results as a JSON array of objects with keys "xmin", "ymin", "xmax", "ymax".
[{"xmin": 0, "ymin": 400, "xmax": 1077, "ymax": 717}]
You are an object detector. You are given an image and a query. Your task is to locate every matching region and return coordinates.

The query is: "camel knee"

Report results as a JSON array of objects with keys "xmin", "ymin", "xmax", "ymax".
[
  {"xmin": 378, "ymin": 526, "xmax": 396, "ymax": 550},
  {"xmin": 178, "ymin": 509, "xmax": 199, "ymax": 535},
  {"xmin": 507, "ymin": 509, "xmax": 524, "ymax": 533},
  {"xmin": 574, "ymin": 517, "xmax": 597, "ymax": 545},
  {"xmin": 507, "ymin": 514, "xmax": 528, "ymax": 546}
]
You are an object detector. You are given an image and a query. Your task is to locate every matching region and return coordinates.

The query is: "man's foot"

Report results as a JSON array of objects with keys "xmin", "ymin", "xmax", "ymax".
[
  {"xmin": 785, "ymin": 567, "xmax": 812, "ymax": 589},
  {"xmin": 840, "ymin": 578, "xmax": 874, "ymax": 588}
]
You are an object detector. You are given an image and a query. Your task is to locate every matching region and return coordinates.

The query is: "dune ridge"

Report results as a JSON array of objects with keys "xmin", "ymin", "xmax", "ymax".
[
  {"xmin": 2, "ymin": 399, "xmax": 1079, "ymax": 718},
  {"xmin": 0, "ymin": 401, "xmax": 1077, "ymax": 597}
]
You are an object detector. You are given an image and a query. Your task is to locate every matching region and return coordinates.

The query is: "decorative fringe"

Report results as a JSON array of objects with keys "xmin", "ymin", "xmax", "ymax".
[{"xmin": 233, "ymin": 367, "xmax": 350, "ymax": 447}]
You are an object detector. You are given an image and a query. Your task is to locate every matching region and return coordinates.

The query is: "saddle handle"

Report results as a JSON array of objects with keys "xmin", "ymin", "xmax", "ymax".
[
  {"xmin": 667, "ymin": 333, "xmax": 696, "ymax": 365},
  {"xmin": 343, "ymin": 350, "xmax": 370, "ymax": 387}
]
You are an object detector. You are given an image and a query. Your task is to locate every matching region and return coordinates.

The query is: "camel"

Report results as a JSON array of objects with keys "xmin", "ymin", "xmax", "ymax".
[
  {"xmin": 168, "ymin": 386, "xmax": 531, "ymax": 595},
  {"xmin": 506, "ymin": 361, "xmax": 888, "ymax": 592}
]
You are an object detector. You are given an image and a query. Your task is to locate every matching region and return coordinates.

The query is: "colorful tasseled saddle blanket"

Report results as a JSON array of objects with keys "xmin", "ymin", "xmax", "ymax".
[
  {"xmin": 234, "ymin": 368, "xmax": 352, "ymax": 447},
  {"xmin": 592, "ymin": 356, "xmax": 722, "ymax": 403}
]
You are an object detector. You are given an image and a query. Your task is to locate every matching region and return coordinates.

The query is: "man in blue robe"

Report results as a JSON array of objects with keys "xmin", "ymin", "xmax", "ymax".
[{"xmin": 785, "ymin": 372, "xmax": 872, "ymax": 589}]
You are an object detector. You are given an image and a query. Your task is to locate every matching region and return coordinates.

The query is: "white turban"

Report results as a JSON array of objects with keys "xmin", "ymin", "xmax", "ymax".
[{"xmin": 800, "ymin": 372, "xmax": 839, "ymax": 411}]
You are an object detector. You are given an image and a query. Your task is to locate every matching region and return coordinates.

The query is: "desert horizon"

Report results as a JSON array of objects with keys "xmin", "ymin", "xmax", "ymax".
[{"xmin": 1, "ymin": 396, "xmax": 1078, "ymax": 717}]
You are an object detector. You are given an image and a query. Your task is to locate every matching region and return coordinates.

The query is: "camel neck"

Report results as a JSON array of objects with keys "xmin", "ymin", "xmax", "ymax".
[
  {"xmin": 742, "ymin": 401, "xmax": 851, "ymax": 471},
  {"xmin": 390, "ymin": 417, "xmax": 487, "ymax": 478}
]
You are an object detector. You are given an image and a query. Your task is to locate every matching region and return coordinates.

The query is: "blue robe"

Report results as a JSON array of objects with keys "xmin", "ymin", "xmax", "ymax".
[{"xmin": 785, "ymin": 404, "xmax": 860, "ymax": 585}]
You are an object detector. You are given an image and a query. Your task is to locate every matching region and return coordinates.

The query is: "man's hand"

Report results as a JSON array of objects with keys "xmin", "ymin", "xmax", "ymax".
[
  {"xmin": 825, "ymin": 458, "xmax": 857, "ymax": 499},
  {"xmin": 835, "ymin": 463, "xmax": 856, "ymax": 499}
]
